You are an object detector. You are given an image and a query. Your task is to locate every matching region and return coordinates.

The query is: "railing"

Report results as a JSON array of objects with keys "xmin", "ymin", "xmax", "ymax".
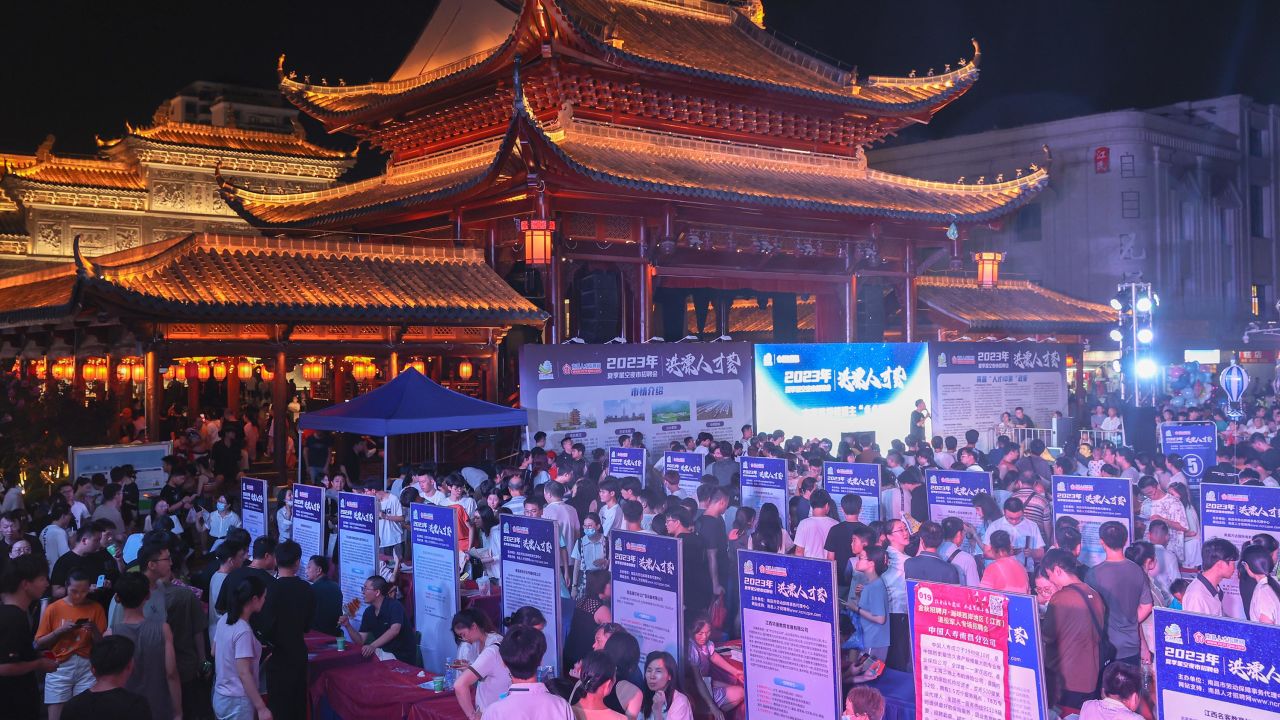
[
  {"xmin": 986, "ymin": 426, "xmax": 1055, "ymax": 451},
  {"xmin": 1078, "ymin": 428, "xmax": 1126, "ymax": 449}
]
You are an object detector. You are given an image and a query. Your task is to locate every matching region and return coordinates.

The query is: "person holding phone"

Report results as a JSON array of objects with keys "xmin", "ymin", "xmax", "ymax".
[{"xmin": 37, "ymin": 570, "xmax": 107, "ymax": 720}]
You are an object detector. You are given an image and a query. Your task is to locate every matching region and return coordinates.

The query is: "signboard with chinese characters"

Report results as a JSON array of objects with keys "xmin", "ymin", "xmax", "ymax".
[
  {"xmin": 69, "ymin": 441, "xmax": 173, "ymax": 493},
  {"xmin": 410, "ymin": 503, "xmax": 459, "ymax": 674},
  {"xmin": 291, "ymin": 483, "xmax": 325, "ymax": 566},
  {"xmin": 607, "ymin": 446, "xmax": 647, "ymax": 479},
  {"xmin": 925, "ymin": 469, "xmax": 992, "ymax": 527},
  {"xmin": 928, "ymin": 343, "xmax": 1070, "ymax": 441},
  {"xmin": 739, "ymin": 456, "xmax": 788, "ymax": 516},
  {"xmin": 519, "ymin": 343, "xmax": 753, "ymax": 453},
  {"xmin": 822, "ymin": 462, "xmax": 880, "ymax": 522},
  {"xmin": 240, "ymin": 477, "xmax": 268, "ymax": 544},
  {"xmin": 1160, "ymin": 421, "xmax": 1217, "ymax": 491},
  {"xmin": 908, "ymin": 581, "xmax": 1046, "ymax": 720},
  {"xmin": 664, "ymin": 451, "xmax": 705, "ymax": 497},
  {"xmin": 610, "ymin": 530, "xmax": 682, "ymax": 667},
  {"xmin": 753, "ymin": 343, "xmax": 931, "ymax": 444},
  {"xmin": 1154, "ymin": 607, "xmax": 1280, "ymax": 719},
  {"xmin": 337, "ymin": 492, "xmax": 377, "ymax": 614},
  {"xmin": 1052, "ymin": 477, "xmax": 1132, "ymax": 567},
  {"xmin": 500, "ymin": 514, "xmax": 563, "ymax": 675},
  {"xmin": 737, "ymin": 550, "xmax": 840, "ymax": 720},
  {"xmin": 1201, "ymin": 483, "xmax": 1280, "ymax": 620}
]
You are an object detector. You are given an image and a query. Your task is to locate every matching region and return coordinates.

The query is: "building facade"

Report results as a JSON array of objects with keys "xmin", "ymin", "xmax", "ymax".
[{"xmin": 871, "ymin": 94, "xmax": 1280, "ymax": 353}]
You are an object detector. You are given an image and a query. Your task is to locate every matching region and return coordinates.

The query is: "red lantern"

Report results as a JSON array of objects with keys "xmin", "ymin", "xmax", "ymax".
[
  {"xmin": 132, "ymin": 363, "xmax": 146, "ymax": 384},
  {"xmin": 237, "ymin": 359, "xmax": 254, "ymax": 382},
  {"xmin": 520, "ymin": 217, "xmax": 556, "ymax": 265},
  {"xmin": 457, "ymin": 359, "xmax": 474, "ymax": 381},
  {"xmin": 196, "ymin": 362, "xmax": 210, "ymax": 382},
  {"xmin": 211, "ymin": 361, "xmax": 227, "ymax": 382},
  {"xmin": 974, "ymin": 252, "xmax": 1004, "ymax": 289}
]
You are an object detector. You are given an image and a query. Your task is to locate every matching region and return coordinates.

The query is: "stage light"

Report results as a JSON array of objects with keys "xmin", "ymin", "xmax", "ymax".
[
  {"xmin": 1136, "ymin": 358, "xmax": 1158, "ymax": 379},
  {"xmin": 1137, "ymin": 328, "xmax": 1154, "ymax": 344},
  {"xmin": 1110, "ymin": 297, "xmax": 1123, "ymax": 311},
  {"xmin": 1136, "ymin": 296, "xmax": 1153, "ymax": 313},
  {"xmin": 1109, "ymin": 329, "xmax": 1123, "ymax": 342}
]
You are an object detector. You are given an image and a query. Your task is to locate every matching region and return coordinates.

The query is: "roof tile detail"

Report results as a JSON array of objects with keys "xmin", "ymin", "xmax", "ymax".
[
  {"xmin": 113, "ymin": 119, "xmax": 351, "ymax": 159},
  {"xmin": 5, "ymin": 155, "xmax": 145, "ymax": 191},
  {"xmin": 917, "ymin": 275, "xmax": 1115, "ymax": 332}
]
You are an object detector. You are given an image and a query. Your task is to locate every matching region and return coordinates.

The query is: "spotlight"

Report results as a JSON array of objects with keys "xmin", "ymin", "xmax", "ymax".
[
  {"xmin": 1137, "ymin": 328, "xmax": 1154, "ymax": 344},
  {"xmin": 1109, "ymin": 328, "xmax": 1124, "ymax": 342},
  {"xmin": 1136, "ymin": 296, "xmax": 1153, "ymax": 313},
  {"xmin": 1136, "ymin": 358, "xmax": 1158, "ymax": 379},
  {"xmin": 1110, "ymin": 298, "xmax": 1123, "ymax": 311}
]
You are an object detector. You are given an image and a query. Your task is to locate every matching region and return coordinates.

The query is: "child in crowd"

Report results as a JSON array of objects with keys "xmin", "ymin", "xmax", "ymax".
[{"xmin": 844, "ymin": 546, "xmax": 889, "ymax": 683}]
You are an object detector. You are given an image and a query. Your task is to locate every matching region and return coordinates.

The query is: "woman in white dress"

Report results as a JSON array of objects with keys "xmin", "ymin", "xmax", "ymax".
[{"xmin": 1242, "ymin": 545, "xmax": 1280, "ymax": 624}]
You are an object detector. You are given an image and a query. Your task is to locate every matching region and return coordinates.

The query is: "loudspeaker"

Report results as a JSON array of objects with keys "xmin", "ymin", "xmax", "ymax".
[
  {"xmin": 578, "ymin": 271, "xmax": 621, "ymax": 343},
  {"xmin": 1122, "ymin": 406, "xmax": 1159, "ymax": 453},
  {"xmin": 1052, "ymin": 415, "xmax": 1074, "ymax": 448}
]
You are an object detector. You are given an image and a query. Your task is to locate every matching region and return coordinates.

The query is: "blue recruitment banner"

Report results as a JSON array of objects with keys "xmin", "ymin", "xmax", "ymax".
[
  {"xmin": 608, "ymin": 446, "xmax": 647, "ymax": 478},
  {"xmin": 1154, "ymin": 607, "xmax": 1280, "ymax": 719},
  {"xmin": 738, "ymin": 550, "xmax": 840, "ymax": 720},
  {"xmin": 739, "ymin": 456, "xmax": 788, "ymax": 516},
  {"xmin": 1160, "ymin": 421, "xmax": 1217, "ymax": 490},
  {"xmin": 753, "ymin": 342, "xmax": 932, "ymax": 444},
  {"xmin": 610, "ymin": 530, "xmax": 683, "ymax": 666},
  {"xmin": 500, "ymin": 515, "xmax": 563, "ymax": 675},
  {"xmin": 925, "ymin": 469, "xmax": 992, "ymax": 527},
  {"xmin": 822, "ymin": 462, "xmax": 881, "ymax": 523},
  {"xmin": 239, "ymin": 477, "xmax": 268, "ymax": 544},
  {"xmin": 664, "ymin": 451, "xmax": 705, "ymax": 497},
  {"xmin": 410, "ymin": 503, "xmax": 459, "ymax": 674},
  {"xmin": 291, "ymin": 484, "xmax": 325, "ymax": 567},
  {"xmin": 1005, "ymin": 591, "xmax": 1048, "ymax": 720},
  {"xmin": 1201, "ymin": 483, "xmax": 1280, "ymax": 620},
  {"xmin": 1051, "ymin": 477, "xmax": 1132, "ymax": 567},
  {"xmin": 337, "ymin": 492, "xmax": 377, "ymax": 614}
]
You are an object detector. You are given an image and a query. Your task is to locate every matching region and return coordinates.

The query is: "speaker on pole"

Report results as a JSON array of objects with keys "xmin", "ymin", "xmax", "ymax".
[{"xmin": 1122, "ymin": 406, "xmax": 1158, "ymax": 454}]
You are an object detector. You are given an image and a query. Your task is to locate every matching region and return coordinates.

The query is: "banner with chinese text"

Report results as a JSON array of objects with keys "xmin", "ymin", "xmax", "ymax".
[
  {"xmin": 925, "ymin": 470, "xmax": 993, "ymax": 527},
  {"xmin": 610, "ymin": 530, "xmax": 682, "ymax": 667},
  {"xmin": 664, "ymin": 451, "xmax": 705, "ymax": 496},
  {"xmin": 1154, "ymin": 607, "xmax": 1280, "ymax": 719},
  {"xmin": 1201, "ymin": 483, "xmax": 1280, "ymax": 620},
  {"xmin": 240, "ymin": 477, "xmax": 268, "ymax": 544},
  {"xmin": 927, "ymin": 343, "xmax": 1070, "ymax": 442},
  {"xmin": 1160, "ymin": 421, "xmax": 1217, "ymax": 491},
  {"xmin": 291, "ymin": 484, "xmax": 325, "ymax": 568},
  {"xmin": 739, "ymin": 456, "xmax": 788, "ymax": 517},
  {"xmin": 822, "ymin": 462, "xmax": 881, "ymax": 522},
  {"xmin": 337, "ymin": 492, "xmax": 377, "ymax": 616},
  {"xmin": 607, "ymin": 446, "xmax": 646, "ymax": 478},
  {"xmin": 500, "ymin": 514, "xmax": 562, "ymax": 674},
  {"xmin": 410, "ymin": 503, "xmax": 459, "ymax": 674},
  {"xmin": 1052, "ymin": 477, "xmax": 1132, "ymax": 567}
]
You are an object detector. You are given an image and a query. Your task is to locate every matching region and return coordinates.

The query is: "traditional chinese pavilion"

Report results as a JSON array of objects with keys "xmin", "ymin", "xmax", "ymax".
[{"xmin": 221, "ymin": 0, "xmax": 1055, "ymax": 352}]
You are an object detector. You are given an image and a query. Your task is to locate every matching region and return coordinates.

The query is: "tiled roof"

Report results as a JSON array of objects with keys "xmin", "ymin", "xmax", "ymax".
[
  {"xmin": 553, "ymin": 0, "xmax": 979, "ymax": 111},
  {"xmin": 917, "ymin": 275, "xmax": 1114, "ymax": 332},
  {"xmin": 0, "ymin": 263, "xmax": 78, "ymax": 325},
  {"xmin": 112, "ymin": 119, "xmax": 352, "ymax": 159},
  {"xmin": 687, "ymin": 296, "xmax": 815, "ymax": 335},
  {"xmin": 4, "ymin": 154, "xmax": 145, "ymax": 191},
  {"xmin": 540, "ymin": 115, "xmax": 1048, "ymax": 222}
]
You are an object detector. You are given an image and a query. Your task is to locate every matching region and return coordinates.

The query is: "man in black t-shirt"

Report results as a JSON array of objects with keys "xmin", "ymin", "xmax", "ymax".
[
  {"xmin": 62, "ymin": 635, "xmax": 151, "ymax": 720},
  {"xmin": 667, "ymin": 507, "xmax": 712, "ymax": 626},
  {"xmin": 0, "ymin": 554, "xmax": 58, "ymax": 720},
  {"xmin": 261, "ymin": 541, "xmax": 315, "ymax": 720},
  {"xmin": 304, "ymin": 431, "xmax": 333, "ymax": 484},
  {"xmin": 50, "ymin": 524, "xmax": 120, "ymax": 610},
  {"xmin": 215, "ymin": 537, "xmax": 277, "ymax": 637},
  {"xmin": 824, "ymin": 495, "xmax": 868, "ymax": 596}
]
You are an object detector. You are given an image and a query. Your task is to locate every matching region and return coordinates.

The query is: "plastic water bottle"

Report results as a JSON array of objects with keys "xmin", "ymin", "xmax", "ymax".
[{"xmin": 444, "ymin": 657, "xmax": 457, "ymax": 690}]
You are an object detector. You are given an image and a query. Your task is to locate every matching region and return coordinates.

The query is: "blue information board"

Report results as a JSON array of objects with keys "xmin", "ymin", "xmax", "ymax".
[
  {"xmin": 822, "ymin": 462, "xmax": 880, "ymax": 523},
  {"xmin": 500, "ymin": 515, "xmax": 563, "ymax": 674},
  {"xmin": 608, "ymin": 446, "xmax": 646, "ymax": 478},
  {"xmin": 1051, "ymin": 477, "xmax": 1132, "ymax": 567},
  {"xmin": 664, "ymin": 451, "xmax": 705, "ymax": 497},
  {"xmin": 410, "ymin": 503, "xmax": 459, "ymax": 673},
  {"xmin": 291, "ymin": 484, "xmax": 325, "ymax": 567},
  {"xmin": 739, "ymin": 456, "xmax": 788, "ymax": 516},
  {"xmin": 337, "ymin": 492, "xmax": 377, "ymax": 614},
  {"xmin": 610, "ymin": 530, "xmax": 683, "ymax": 667},
  {"xmin": 1201, "ymin": 483, "xmax": 1280, "ymax": 620},
  {"xmin": 1005, "ymin": 590, "xmax": 1048, "ymax": 720},
  {"xmin": 240, "ymin": 477, "xmax": 268, "ymax": 544},
  {"xmin": 738, "ymin": 550, "xmax": 840, "ymax": 720},
  {"xmin": 925, "ymin": 469, "xmax": 992, "ymax": 527},
  {"xmin": 1155, "ymin": 607, "xmax": 1280, "ymax": 719},
  {"xmin": 1160, "ymin": 421, "xmax": 1217, "ymax": 491}
]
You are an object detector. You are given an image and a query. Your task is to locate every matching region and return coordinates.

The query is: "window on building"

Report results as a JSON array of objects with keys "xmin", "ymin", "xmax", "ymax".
[
  {"xmin": 1250, "ymin": 127, "xmax": 1266, "ymax": 157},
  {"xmin": 1119, "ymin": 153, "xmax": 1137, "ymax": 178},
  {"xmin": 1251, "ymin": 185, "xmax": 1268, "ymax": 238},
  {"xmin": 1014, "ymin": 204, "xmax": 1042, "ymax": 242},
  {"xmin": 1121, "ymin": 191, "xmax": 1140, "ymax": 219}
]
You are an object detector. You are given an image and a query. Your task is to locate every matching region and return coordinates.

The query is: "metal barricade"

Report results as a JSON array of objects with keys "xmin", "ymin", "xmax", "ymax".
[{"xmin": 1078, "ymin": 427, "xmax": 1125, "ymax": 448}]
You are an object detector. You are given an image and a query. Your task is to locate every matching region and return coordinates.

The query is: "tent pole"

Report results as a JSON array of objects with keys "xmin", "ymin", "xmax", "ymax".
[
  {"xmin": 297, "ymin": 428, "xmax": 303, "ymax": 486},
  {"xmin": 383, "ymin": 435, "xmax": 389, "ymax": 491},
  {"xmin": 524, "ymin": 424, "xmax": 531, "ymax": 452}
]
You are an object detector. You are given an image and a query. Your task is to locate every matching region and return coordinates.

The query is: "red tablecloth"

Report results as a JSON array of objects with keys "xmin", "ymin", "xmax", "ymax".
[
  {"xmin": 306, "ymin": 632, "xmax": 366, "ymax": 676},
  {"xmin": 306, "ymin": 631, "xmax": 467, "ymax": 720},
  {"xmin": 395, "ymin": 571, "xmax": 503, "ymax": 629}
]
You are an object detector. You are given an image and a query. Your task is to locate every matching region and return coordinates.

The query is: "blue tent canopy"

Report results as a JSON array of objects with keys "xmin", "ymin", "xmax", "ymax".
[{"xmin": 297, "ymin": 368, "xmax": 527, "ymax": 436}]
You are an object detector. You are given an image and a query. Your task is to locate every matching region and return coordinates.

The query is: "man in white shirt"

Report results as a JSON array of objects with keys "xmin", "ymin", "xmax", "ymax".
[
  {"xmin": 879, "ymin": 480, "xmax": 911, "ymax": 530},
  {"xmin": 597, "ymin": 478, "xmax": 623, "ymax": 535},
  {"xmin": 541, "ymin": 479, "xmax": 579, "ymax": 580},
  {"xmin": 1182, "ymin": 538, "xmax": 1239, "ymax": 617},
  {"xmin": 939, "ymin": 517, "xmax": 980, "ymax": 586},
  {"xmin": 503, "ymin": 475, "xmax": 528, "ymax": 515},
  {"xmin": 793, "ymin": 490, "xmax": 839, "ymax": 559},
  {"xmin": 982, "ymin": 497, "xmax": 1045, "ymax": 571},
  {"xmin": 412, "ymin": 466, "xmax": 449, "ymax": 506},
  {"xmin": 479, "ymin": 626, "xmax": 572, "ymax": 720},
  {"xmin": 1146, "ymin": 520, "xmax": 1182, "ymax": 592}
]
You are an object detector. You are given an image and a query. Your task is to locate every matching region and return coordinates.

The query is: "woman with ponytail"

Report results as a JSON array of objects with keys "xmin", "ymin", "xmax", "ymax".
[
  {"xmin": 454, "ymin": 605, "xmax": 547, "ymax": 719},
  {"xmin": 1242, "ymin": 544, "xmax": 1280, "ymax": 624},
  {"xmin": 571, "ymin": 650, "xmax": 624, "ymax": 720},
  {"xmin": 212, "ymin": 575, "xmax": 269, "ymax": 720}
]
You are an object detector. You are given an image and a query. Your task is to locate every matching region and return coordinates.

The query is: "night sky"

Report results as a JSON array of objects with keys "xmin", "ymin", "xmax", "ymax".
[{"xmin": 2, "ymin": 0, "xmax": 1277, "ymax": 156}]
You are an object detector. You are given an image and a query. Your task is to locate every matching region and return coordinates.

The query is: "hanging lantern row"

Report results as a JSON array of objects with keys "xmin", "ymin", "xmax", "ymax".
[
  {"xmin": 49, "ymin": 357, "xmax": 76, "ymax": 381},
  {"xmin": 115, "ymin": 357, "xmax": 147, "ymax": 384},
  {"xmin": 81, "ymin": 358, "xmax": 109, "ymax": 383},
  {"xmin": 346, "ymin": 356, "xmax": 378, "ymax": 382},
  {"xmin": 302, "ymin": 358, "xmax": 326, "ymax": 382},
  {"xmin": 403, "ymin": 357, "xmax": 425, "ymax": 376}
]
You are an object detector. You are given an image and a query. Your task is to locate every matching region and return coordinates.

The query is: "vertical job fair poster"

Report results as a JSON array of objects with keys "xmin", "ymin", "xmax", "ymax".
[
  {"xmin": 291, "ymin": 483, "xmax": 325, "ymax": 567},
  {"xmin": 240, "ymin": 477, "xmax": 268, "ymax": 543},
  {"xmin": 337, "ymin": 491, "xmax": 377, "ymax": 613},
  {"xmin": 739, "ymin": 456, "xmax": 788, "ymax": 516},
  {"xmin": 1051, "ymin": 477, "xmax": 1132, "ymax": 567},
  {"xmin": 1154, "ymin": 607, "xmax": 1280, "ymax": 719},
  {"xmin": 753, "ymin": 343, "xmax": 932, "ymax": 443},
  {"xmin": 610, "ymin": 530, "xmax": 683, "ymax": 665},
  {"xmin": 500, "ymin": 514, "xmax": 562, "ymax": 674},
  {"xmin": 518, "ymin": 342, "xmax": 753, "ymax": 452},
  {"xmin": 822, "ymin": 462, "xmax": 881, "ymax": 522},
  {"xmin": 737, "ymin": 550, "xmax": 841, "ymax": 720},
  {"xmin": 1200, "ymin": 483, "xmax": 1280, "ymax": 620},
  {"xmin": 927, "ymin": 343, "xmax": 1069, "ymax": 441},
  {"xmin": 410, "ymin": 503, "xmax": 459, "ymax": 674},
  {"xmin": 665, "ymin": 451, "xmax": 706, "ymax": 496},
  {"xmin": 608, "ymin": 446, "xmax": 646, "ymax": 478},
  {"xmin": 1160, "ymin": 421, "xmax": 1217, "ymax": 490},
  {"xmin": 925, "ymin": 469, "xmax": 992, "ymax": 527}
]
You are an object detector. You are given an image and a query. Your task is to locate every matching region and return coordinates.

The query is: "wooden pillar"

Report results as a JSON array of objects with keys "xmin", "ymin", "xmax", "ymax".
[
  {"xmin": 187, "ymin": 364, "xmax": 201, "ymax": 416},
  {"xmin": 904, "ymin": 243, "xmax": 917, "ymax": 343},
  {"xmin": 714, "ymin": 291, "xmax": 730, "ymax": 338},
  {"xmin": 144, "ymin": 351, "xmax": 160, "ymax": 442},
  {"xmin": 845, "ymin": 275, "xmax": 858, "ymax": 342},
  {"xmin": 487, "ymin": 350, "xmax": 499, "ymax": 404},
  {"xmin": 272, "ymin": 350, "xmax": 288, "ymax": 477},
  {"xmin": 639, "ymin": 262, "xmax": 653, "ymax": 342},
  {"xmin": 389, "ymin": 351, "xmax": 399, "ymax": 378},
  {"xmin": 226, "ymin": 363, "xmax": 240, "ymax": 415},
  {"xmin": 334, "ymin": 361, "xmax": 348, "ymax": 404}
]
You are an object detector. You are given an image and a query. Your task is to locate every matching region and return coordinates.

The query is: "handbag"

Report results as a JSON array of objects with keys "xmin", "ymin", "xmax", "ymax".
[{"xmin": 708, "ymin": 593, "xmax": 727, "ymax": 631}]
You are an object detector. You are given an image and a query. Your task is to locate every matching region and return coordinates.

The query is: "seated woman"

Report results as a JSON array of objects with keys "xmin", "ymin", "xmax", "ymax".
[
  {"xmin": 639, "ymin": 651, "xmax": 693, "ymax": 720},
  {"xmin": 451, "ymin": 608, "xmax": 501, "ymax": 667},
  {"xmin": 603, "ymin": 631, "xmax": 644, "ymax": 717},
  {"xmin": 565, "ymin": 569, "xmax": 613, "ymax": 670},
  {"xmin": 684, "ymin": 614, "xmax": 744, "ymax": 719},
  {"xmin": 337, "ymin": 575, "xmax": 416, "ymax": 664},
  {"xmin": 571, "ymin": 650, "xmax": 626, "ymax": 720},
  {"xmin": 454, "ymin": 606, "xmax": 545, "ymax": 720}
]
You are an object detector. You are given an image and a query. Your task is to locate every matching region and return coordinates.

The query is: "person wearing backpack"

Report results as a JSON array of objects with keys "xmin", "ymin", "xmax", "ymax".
[
  {"xmin": 938, "ymin": 517, "xmax": 980, "ymax": 586},
  {"xmin": 1041, "ymin": 548, "xmax": 1110, "ymax": 717}
]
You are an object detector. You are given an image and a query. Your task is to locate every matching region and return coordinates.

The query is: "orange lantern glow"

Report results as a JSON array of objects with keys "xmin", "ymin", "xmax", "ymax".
[
  {"xmin": 175, "ymin": 363, "xmax": 188, "ymax": 382},
  {"xmin": 404, "ymin": 358, "xmax": 425, "ymax": 375},
  {"xmin": 211, "ymin": 361, "xmax": 227, "ymax": 382},
  {"xmin": 196, "ymin": 362, "xmax": 211, "ymax": 382},
  {"xmin": 237, "ymin": 359, "xmax": 254, "ymax": 382},
  {"xmin": 974, "ymin": 251, "xmax": 1004, "ymax": 289},
  {"xmin": 520, "ymin": 217, "xmax": 556, "ymax": 265},
  {"xmin": 457, "ymin": 359, "xmax": 474, "ymax": 381},
  {"xmin": 302, "ymin": 358, "xmax": 325, "ymax": 382},
  {"xmin": 260, "ymin": 366, "xmax": 275, "ymax": 383},
  {"xmin": 131, "ymin": 363, "xmax": 146, "ymax": 384},
  {"xmin": 116, "ymin": 364, "xmax": 130, "ymax": 383}
]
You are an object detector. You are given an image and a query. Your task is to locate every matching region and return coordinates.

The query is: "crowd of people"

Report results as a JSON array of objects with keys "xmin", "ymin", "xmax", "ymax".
[{"xmin": 0, "ymin": 389, "xmax": 1278, "ymax": 720}]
